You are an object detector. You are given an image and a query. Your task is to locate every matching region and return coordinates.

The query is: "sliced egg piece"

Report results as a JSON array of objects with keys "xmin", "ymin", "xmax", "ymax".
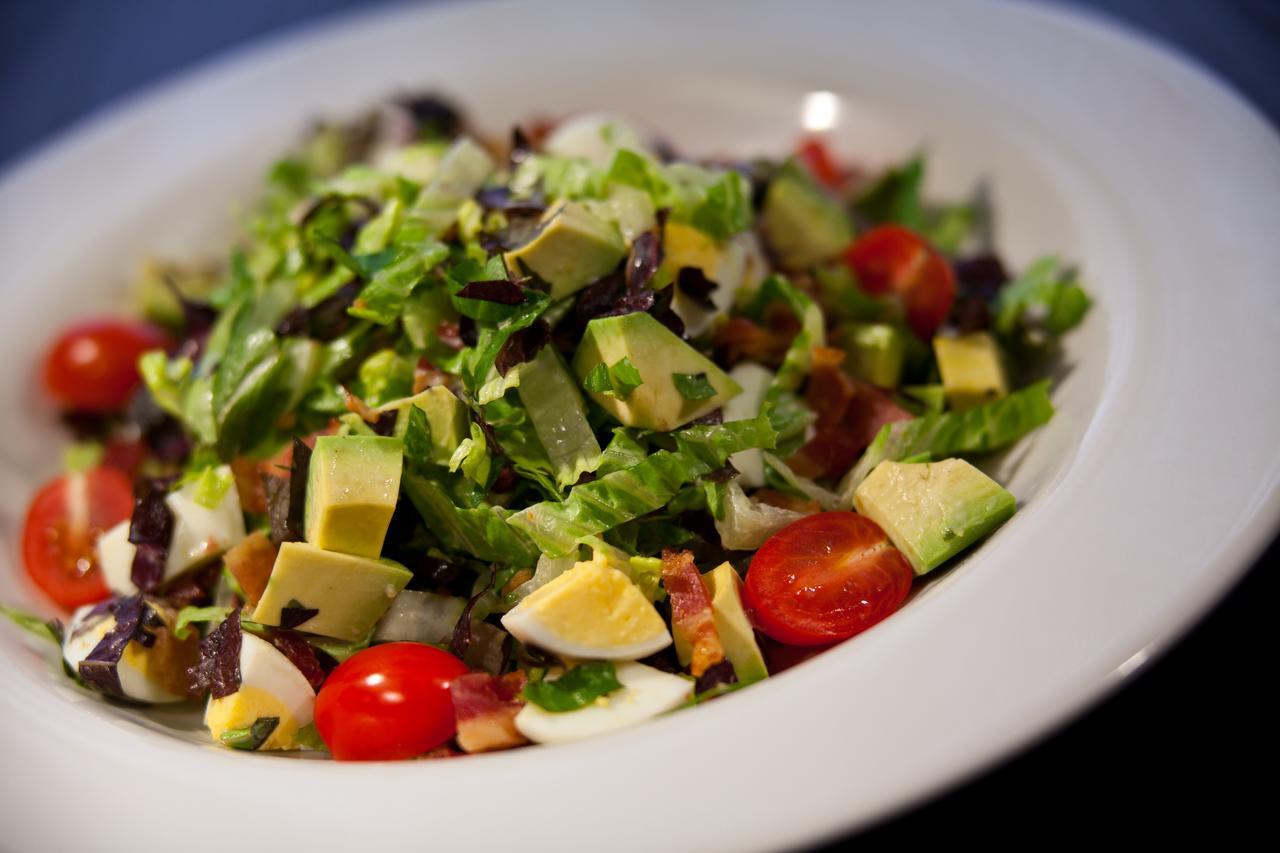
[
  {"xmin": 501, "ymin": 557, "xmax": 671, "ymax": 660},
  {"xmin": 723, "ymin": 362, "xmax": 776, "ymax": 488},
  {"xmin": 543, "ymin": 112, "xmax": 653, "ymax": 169},
  {"xmin": 662, "ymin": 221, "xmax": 751, "ymax": 338},
  {"xmin": 94, "ymin": 466, "xmax": 247, "ymax": 594},
  {"xmin": 204, "ymin": 631, "xmax": 316, "ymax": 751},
  {"xmin": 62, "ymin": 602, "xmax": 195, "ymax": 704},
  {"xmin": 515, "ymin": 661, "xmax": 693, "ymax": 745}
]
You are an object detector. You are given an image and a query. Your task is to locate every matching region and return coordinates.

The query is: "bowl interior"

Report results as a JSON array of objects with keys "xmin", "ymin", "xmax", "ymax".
[{"xmin": 0, "ymin": 57, "xmax": 1113, "ymax": 744}]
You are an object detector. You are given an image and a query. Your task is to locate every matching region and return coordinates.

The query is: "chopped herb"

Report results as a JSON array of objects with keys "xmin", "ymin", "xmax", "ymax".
[
  {"xmin": 672, "ymin": 372, "xmax": 717, "ymax": 401},
  {"xmin": 522, "ymin": 661, "xmax": 623, "ymax": 712},
  {"xmin": 220, "ymin": 716, "xmax": 280, "ymax": 751}
]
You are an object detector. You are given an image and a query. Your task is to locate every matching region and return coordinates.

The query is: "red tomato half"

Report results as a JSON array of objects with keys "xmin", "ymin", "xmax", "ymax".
[
  {"xmin": 745, "ymin": 512, "xmax": 914, "ymax": 646},
  {"xmin": 21, "ymin": 467, "xmax": 134, "ymax": 609},
  {"xmin": 843, "ymin": 225, "xmax": 955, "ymax": 339},
  {"xmin": 314, "ymin": 643, "xmax": 470, "ymax": 761},
  {"xmin": 43, "ymin": 319, "xmax": 171, "ymax": 413},
  {"xmin": 795, "ymin": 137, "xmax": 845, "ymax": 192}
]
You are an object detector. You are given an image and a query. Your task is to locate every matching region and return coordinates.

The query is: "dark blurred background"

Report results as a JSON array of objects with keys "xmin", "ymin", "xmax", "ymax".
[{"xmin": 2, "ymin": 0, "xmax": 1276, "ymax": 847}]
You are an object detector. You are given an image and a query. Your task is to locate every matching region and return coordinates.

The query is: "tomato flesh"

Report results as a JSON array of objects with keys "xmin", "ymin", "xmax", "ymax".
[
  {"xmin": 21, "ymin": 467, "xmax": 134, "ymax": 609},
  {"xmin": 843, "ymin": 225, "xmax": 955, "ymax": 339},
  {"xmin": 795, "ymin": 137, "xmax": 845, "ymax": 191},
  {"xmin": 43, "ymin": 319, "xmax": 171, "ymax": 412},
  {"xmin": 745, "ymin": 512, "xmax": 914, "ymax": 646},
  {"xmin": 314, "ymin": 643, "xmax": 470, "ymax": 761}
]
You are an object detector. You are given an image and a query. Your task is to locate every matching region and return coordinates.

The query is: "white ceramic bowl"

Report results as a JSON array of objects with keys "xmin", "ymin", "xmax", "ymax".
[{"xmin": 2, "ymin": 1, "xmax": 1278, "ymax": 850}]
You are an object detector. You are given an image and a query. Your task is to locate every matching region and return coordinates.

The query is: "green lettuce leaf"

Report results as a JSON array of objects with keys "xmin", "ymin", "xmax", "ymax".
[
  {"xmin": 516, "ymin": 346, "xmax": 602, "ymax": 488},
  {"xmin": 993, "ymin": 257, "xmax": 1091, "ymax": 344},
  {"xmin": 507, "ymin": 414, "xmax": 776, "ymax": 557},
  {"xmin": 0, "ymin": 604, "xmax": 63, "ymax": 647},
  {"xmin": 742, "ymin": 275, "xmax": 826, "ymax": 401},
  {"xmin": 841, "ymin": 380, "xmax": 1055, "ymax": 494},
  {"xmin": 403, "ymin": 472, "xmax": 539, "ymax": 567},
  {"xmin": 522, "ymin": 662, "xmax": 623, "ymax": 712}
]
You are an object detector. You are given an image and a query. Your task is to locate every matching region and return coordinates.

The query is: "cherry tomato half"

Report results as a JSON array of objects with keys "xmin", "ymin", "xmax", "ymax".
[
  {"xmin": 795, "ymin": 137, "xmax": 845, "ymax": 192},
  {"xmin": 314, "ymin": 643, "xmax": 470, "ymax": 761},
  {"xmin": 745, "ymin": 512, "xmax": 914, "ymax": 646},
  {"xmin": 843, "ymin": 225, "xmax": 955, "ymax": 339},
  {"xmin": 21, "ymin": 467, "xmax": 134, "ymax": 609},
  {"xmin": 43, "ymin": 319, "xmax": 171, "ymax": 413}
]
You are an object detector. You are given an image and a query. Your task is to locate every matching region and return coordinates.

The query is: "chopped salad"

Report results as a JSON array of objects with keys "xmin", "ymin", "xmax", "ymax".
[{"xmin": 3, "ymin": 94, "xmax": 1089, "ymax": 759}]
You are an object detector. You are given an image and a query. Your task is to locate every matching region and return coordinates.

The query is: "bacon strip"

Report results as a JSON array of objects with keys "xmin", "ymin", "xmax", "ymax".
[
  {"xmin": 660, "ymin": 549, "xmax": 726, "ymax": 678},
  {"xmin": 451, "ymin": 672, "xmax": 529, "ymax": 754},
  {"xmin": 223, "ymin": 531, "xmax": 277, "ymax": 609},
  {"xmin": 787, "ymin": 346, "xmax": 912, "ymax": 479}
]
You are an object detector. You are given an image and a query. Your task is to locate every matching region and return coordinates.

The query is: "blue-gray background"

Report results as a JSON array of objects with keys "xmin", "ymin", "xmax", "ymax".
[{"xmin": 2, "ymin": 0, "xmax": 1276, "ymax": 846}]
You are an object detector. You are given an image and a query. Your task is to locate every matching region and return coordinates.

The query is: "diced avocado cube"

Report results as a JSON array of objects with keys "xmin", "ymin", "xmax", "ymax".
[
  {"xmin": 933, "ymin": 332, "xmax": 1009, "ymax": 411},
  {"xmin": 394, "ymin": 386, "xmax": 469, "ymax": 466},
  {"xmin": 251, "ymin": 542, "xmax": 412, "ymax": 641},
  {"xmin": 854, "ymin": 459, "xmax": 1016, "ymax": 575},
  {"xmin": 702, "ymin": 562, "xmax": 768, "ymax": 684},
  {"xmin": 504, "ymin": 202, "xmax": 627, "ymax": 300},
  {"xmin": 761, "ymin": 160, "xmax": 853, "ymax": 270},
  {"xmin": 573, "ymin": 312, "xmax": 741, "ymax": 431},
  {"xmin": 837, "ymin": 323, "xmax": 906, "ymax": 388},
  {"xmin": 902, "ymin": 383, "xmax": 946, "ymax": 414},
  {"xmin": 305, "ymin": 435, "xmax": 404, "ymax": 558},
  {"xmin": 584, "ymin": 183, "xmax": 657, "ymax": 244}
]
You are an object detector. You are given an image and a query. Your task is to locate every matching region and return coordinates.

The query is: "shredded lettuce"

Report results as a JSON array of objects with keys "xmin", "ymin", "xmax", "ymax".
[
  {"xmin": 403, "ymin": 472, "xmax": 539, "ymax": 567},
  {"xmin": 993, "ymin": 257, "xmax": 1091, "ymax": 345},
  {"xmin": 714, "ymin": 483, "xmax": 808, "ymax": 551},
  {"xmin": 522, "ymin": 661, "xmax": 623, "ymax": 712},
  {"xmin": 742, "ymin": 275, "xmax": 825, "ymax": 400},
  {"xmin": 841, "ymin": 380, "xmax": 1056, "ymax": 495},
  {"xmin": 516, "ymin": 346, "xmax": 602, "ymax": 487},
  {"xmin": 0, "ymin": 604, "xmax": 63, "ymax": 647},
  {"xmin": 507, "ymin": 414, "xmax": 777, "ymax": 557}
]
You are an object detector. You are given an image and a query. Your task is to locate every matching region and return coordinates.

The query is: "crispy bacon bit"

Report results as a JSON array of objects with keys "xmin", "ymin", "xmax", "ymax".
[
  {"xmin": 451, "ymin": 672, "xmax": 529, "ymax": 753},
  {"xmin": 437, "ymin": 321, "xmax": 465, "ymax": 351},
  {"xmin": 343, "ymin": 388, "xmax": 382, "ymax": 424},
  {"xmin": 230, "ymin": 457, "xmax": 268, "ymax": 515},
  {"xmin": 422, "ymin": 745, "xmax": 464, "ymax": 760},
  {"xmin": 223, "ymin": 531, "xmax": 277, "ymax": 609},
  {"xmin": 754, "ymin": 489, "xmax": 823, "ymax": 514},
  {"xmin": 500, "ymin": 568, "xmax": 535, "ymax": 597},
  {"xmin": 712, "ymin": 309, "xmax": 799, "ymax": 368},
  {"xmin": 413, "ymin": 359, "xmax": 448, "ymax": 394},
  {"xmin": 660, "ymin": 549, "xmax": 726, "ymax": 678},
  {"xmin": 787, "ymin": 346, "xmax": 912, "ymax": 479}
]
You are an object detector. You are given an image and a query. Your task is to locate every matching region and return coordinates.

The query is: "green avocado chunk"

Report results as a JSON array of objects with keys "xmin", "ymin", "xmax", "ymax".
[
  {"xmin": 305, "ymin": 435, "xmax": 404, "ymax": 558},
  {"xmin": 702, "ymin": 562, "xmax": 768, "ymax": 685},
  {"xmin": 394, "ymin": 386, "xmax": 469, "ymax": 466},
  {"xmin": 854, "ymin": 458, "xmax": 1016, "ymax": 575},
  {"xmin": 574, "ymin": 312, "xmax": 740, "ymax": 431},
  {"xmin": 504, "ymin": 201, "xmax": 627, "ymax": 300},
  {"xmin": 761, "ymin": 159, "xmax": 853, "ymax": 270},
  {"xmin": 836, "ymin": 323, "xmax": 906, "ymax": 389},
  {"xmin": 251, "ymin": 542, "xmax": 412, "ymax": 641}
]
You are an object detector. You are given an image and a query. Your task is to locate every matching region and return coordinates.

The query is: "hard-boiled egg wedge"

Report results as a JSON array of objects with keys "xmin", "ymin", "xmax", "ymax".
[
  {"xmin": 62, "ymin": 601, "xmax": 196, "ymax": 704},
  {"xmin": 204, "ymin": 631, "xmax": 316, "ymax": 751},
  {"xmin": 515, "ymin": 661, "xmax": 693, "ymax": 745},
  {"xmin": 722, "ymin": 361, "xmax": 775, "ymax": 489},
  {"xmin": 96, "ymin": 465, "xmax": 247, "ymax": 594},
  {"xmin": 501, "ymin": 556, "xmax": 671, "ymax": 660},
  {"xmin": 543, "ymin": 112, "xmax": 653, "ymax": 169}
]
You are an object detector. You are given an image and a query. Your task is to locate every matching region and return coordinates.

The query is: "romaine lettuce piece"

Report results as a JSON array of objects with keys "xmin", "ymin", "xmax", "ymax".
[
  {"xmin": 507, "ymin": 414, "xmax": 777, "ymax": 557},
  {"xmin": 516, "ymin": 346, "xmax": 602, "ymax": 487},
  {"xmin": 840, "ymin": 380, "xmax": 1055, "ymax": 496},
  {"xmin": 402, "ymin": 473, "xmax": 539, "ymax": 568}
]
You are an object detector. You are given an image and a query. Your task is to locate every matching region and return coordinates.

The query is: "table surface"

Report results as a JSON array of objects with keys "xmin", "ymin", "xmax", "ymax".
[{"xmin": 2, "ymin": 0, "xmax": 1276, "ymax": 847}]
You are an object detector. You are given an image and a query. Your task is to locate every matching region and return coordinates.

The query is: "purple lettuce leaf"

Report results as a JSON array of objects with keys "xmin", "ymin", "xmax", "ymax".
[
  {"xmin": 78, "ymin": 594, "xmax": 152, "ymax": 699},
  {"xmin": 128, "ymin": 479, "xmax": 175, "ymax": 592},
  {"xmin": 189, "ymin": 609, "xmax": 242, "ymax": 700}
]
